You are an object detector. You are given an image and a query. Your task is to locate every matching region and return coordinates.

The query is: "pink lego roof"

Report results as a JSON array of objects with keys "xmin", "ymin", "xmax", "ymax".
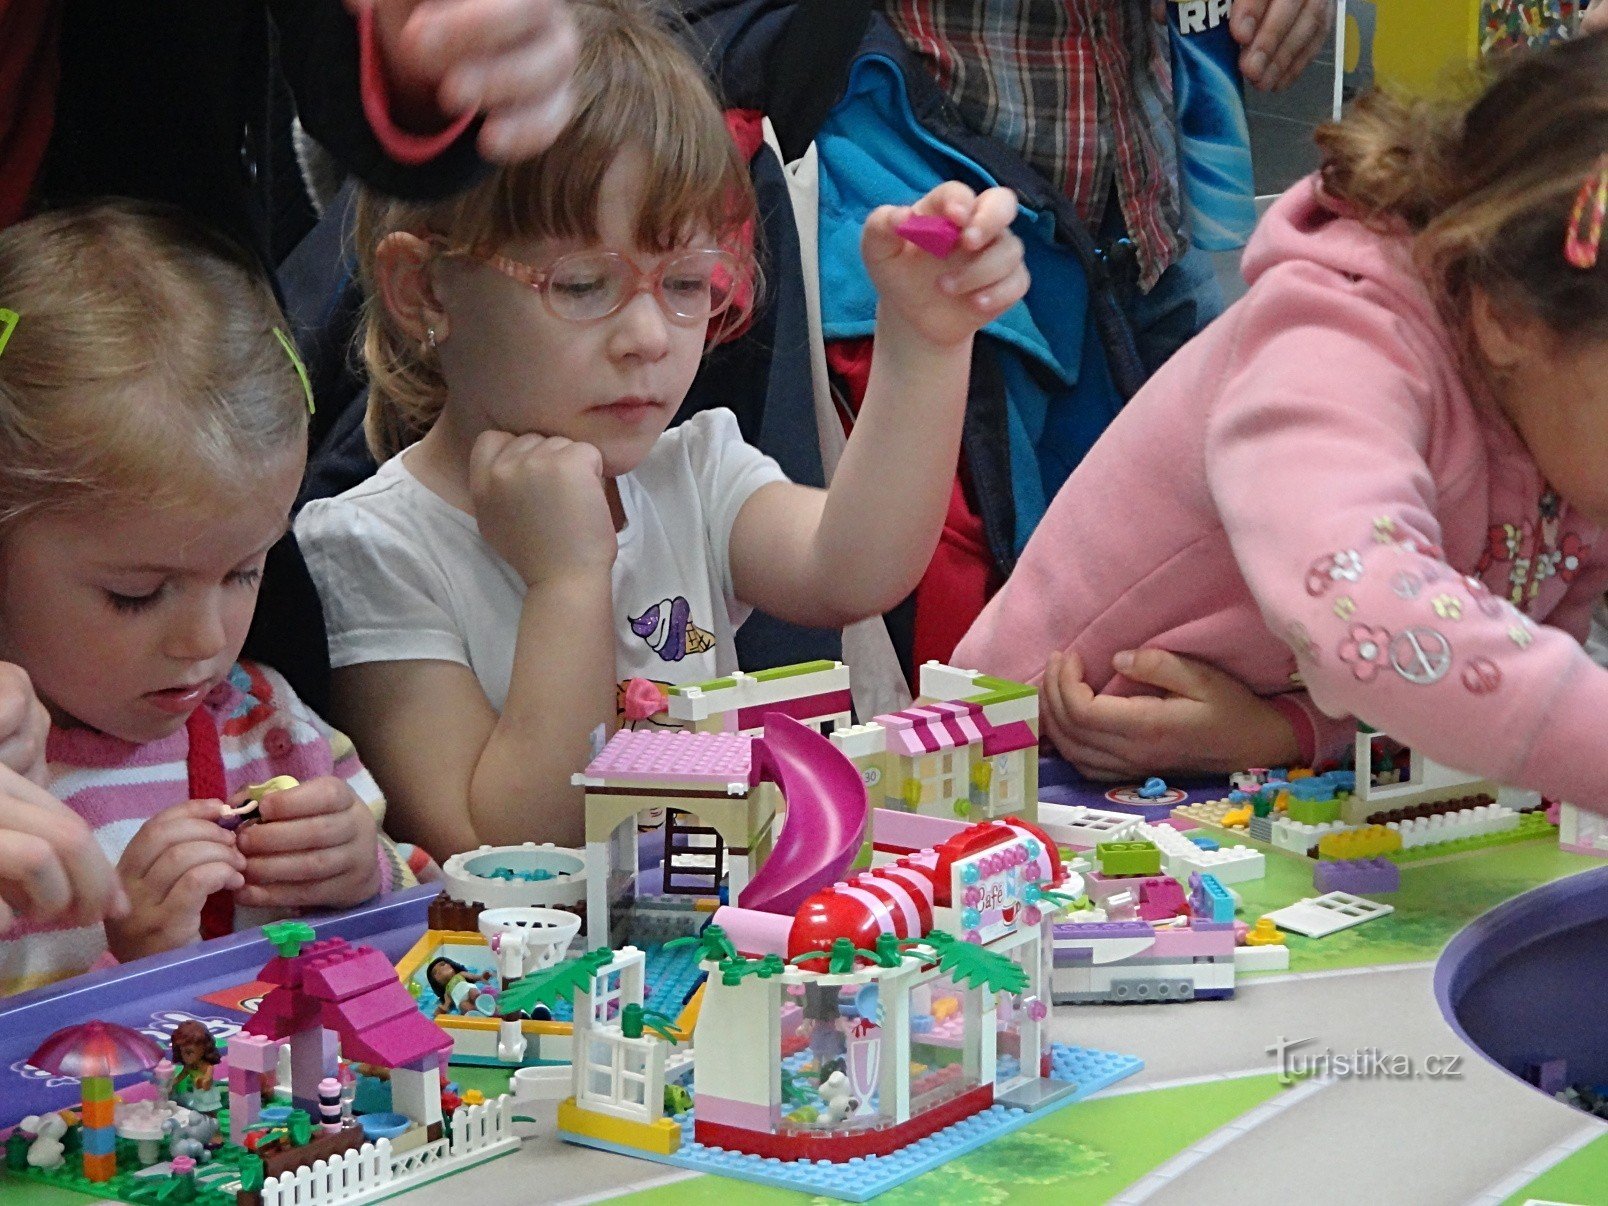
[
  {"xmin": 583, "ymin": 728, "xmax": 754, "ymax": 787},
  {"xmin": 876, "ymin": 700, "xmax": 1036, "ymax": 759},
  {"xmin": 244, "ymin": 938, "xmax": 453, "ymax": 1065}
]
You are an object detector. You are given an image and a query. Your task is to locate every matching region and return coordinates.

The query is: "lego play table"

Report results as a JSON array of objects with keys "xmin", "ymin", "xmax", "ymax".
[{"xmin": 6, "ymin": 850, "xmax": 1608, "ymax": 1204}]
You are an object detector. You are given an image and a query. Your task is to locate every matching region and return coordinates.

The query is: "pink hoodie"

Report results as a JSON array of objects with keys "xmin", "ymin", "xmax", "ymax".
[{"xmin": 956, "ymin": 176, "xmax": 1608, "ymax": 807}]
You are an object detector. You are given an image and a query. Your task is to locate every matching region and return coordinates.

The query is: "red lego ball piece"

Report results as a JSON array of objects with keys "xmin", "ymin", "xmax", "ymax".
[{"xmin": 895, "ymin": 213, "xmax": 963, "ymax": 259}]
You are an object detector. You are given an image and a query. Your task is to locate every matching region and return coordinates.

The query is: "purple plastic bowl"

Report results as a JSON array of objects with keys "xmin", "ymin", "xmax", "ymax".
[{"xmin": 1435, "ymin": 865, "xmax": 1608, "ymax": 1092}]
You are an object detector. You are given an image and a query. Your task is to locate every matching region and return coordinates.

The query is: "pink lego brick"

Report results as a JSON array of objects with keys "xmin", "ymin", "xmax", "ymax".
[
  {"xmin": 245, "ymin": 989, "xmax": 321, "ymax": 1039},
  {"xmin": 326, "ymin": 981, "xmax": 419, "ymax": 1033},
  {"xmin": 1136, "ymin": 876, "xmax": 1188, "ymax": 921},
  {"xmin": 1150, "ymin": 924, "xmax": 1236, "ymax": 958},
  {"xmin": 301, "ymin": 943, "xmax": 399, "ymax": 1001},
  {"xmin": 227, "ymin": 1067, "xmax": 262, "ymax": 1095},
  {"xmin": 895, "ymin": 213, "xmax": 963, "ymax": 258},
  {"xmin": 582, "ymin": 728, "xmax": 754, "ymax": 786},
  {"xmin": 227, "ymin": 1032, "xmax": 280, "ymax": 1073},
  {"xmin": 339, "ymin": 1006, "xmax": 454, "ymax": 1068}
]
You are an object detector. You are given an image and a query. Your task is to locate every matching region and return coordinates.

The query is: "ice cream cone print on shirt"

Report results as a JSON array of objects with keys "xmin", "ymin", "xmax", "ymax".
[{"xmin": 629, "ymin": 596, "xmax": 715, "ymax": 662}]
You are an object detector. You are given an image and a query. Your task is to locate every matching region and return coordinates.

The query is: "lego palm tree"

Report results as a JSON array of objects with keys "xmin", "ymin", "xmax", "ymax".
[{"xmin": 496, "ymin": 947, "xmax": 616, "ymax": 1018}]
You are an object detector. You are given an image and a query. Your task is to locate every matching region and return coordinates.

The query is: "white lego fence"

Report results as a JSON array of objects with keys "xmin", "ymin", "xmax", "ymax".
[{"xmin": 258, "ymin": 1096, "xmax": 518, "ymax": 1206}]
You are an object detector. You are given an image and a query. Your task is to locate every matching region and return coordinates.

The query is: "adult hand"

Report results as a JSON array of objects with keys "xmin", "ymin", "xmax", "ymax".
[
  {"xmin": 358, "ymin": 0, "xmax": 579, "ymax": 161},
  {"xmin": 0, "ymin": 765, "xmax": 127, "ymax": 932},
  {"xmin": 469, "ymin": 430, "xmax": 617, "ymax": 586},
  {"xmin": 105, "ymin": 800, "xmax": 244, "ymax": 963},
  {"xmin": 235, "ymin": 778, "xmax": 381, "ymax": 911},
  {"xmin": 862, "ymin": 182, "xmax": 1029, "ymax": 350},
  {"xmin": 0, "ymin": 661, "xmax": 50, "ymax": 787},
  {"xmin": 1231, "ymin": 0, "xmax": 1335, "ymax": 91},
  {"xmin": 1041, "ymin": 647, "xmax": 1301, "ymax": 780}
]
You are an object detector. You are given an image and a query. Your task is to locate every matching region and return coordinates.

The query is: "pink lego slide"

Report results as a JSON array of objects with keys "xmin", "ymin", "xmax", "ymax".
[{"xmin": 737, "ymin": 714, "xmax": 868, "ymax": 916}]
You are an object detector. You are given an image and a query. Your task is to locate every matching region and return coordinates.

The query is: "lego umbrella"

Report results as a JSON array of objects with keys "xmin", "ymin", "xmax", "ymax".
[
  {"xmin": 28, "ymin": 1020, "xmax": 164, "ymax": 1080},
  {"xmin": 28, "ymin": 1022, "xmax": 164, "ymax": 1184}
]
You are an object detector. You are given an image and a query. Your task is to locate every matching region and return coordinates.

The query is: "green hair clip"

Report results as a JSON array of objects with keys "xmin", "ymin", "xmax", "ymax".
[
  {"xmin": 273, "ymin": 325, "xmax": 315, "ymax": 415},
  {"xmin": 0, "ymin": 308, "xmax": 18, "ymax": 359}
]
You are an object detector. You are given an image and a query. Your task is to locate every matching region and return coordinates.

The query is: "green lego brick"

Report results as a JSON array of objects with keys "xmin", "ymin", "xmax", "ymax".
[
  {"xmin": 971, "ymin": 675, "xmax": 1037, "ymax": 704},
  {"xmin": 1288, "ymin": 797, "xmax": 1342, "ymax": 826},
  {"xmin": 78, "ymin": 1078, "xmax": 113, "ymax": 1103},
  {"xmin": 1096, "ymin": 839, "xmax": 1162, "ymax": 877},
  {"xmin": 751, "ymin": 660, "xmax": 838, "ymax": 682},
  {"xmin": 669, "ymin": 677, "xmax": 736, "ymax": 695}
]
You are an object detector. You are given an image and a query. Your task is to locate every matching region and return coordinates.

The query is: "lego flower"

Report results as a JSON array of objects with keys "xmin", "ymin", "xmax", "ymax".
[{"xmin": 1337, "ymin": 624, "xmax": 1392, "ymax": 682}]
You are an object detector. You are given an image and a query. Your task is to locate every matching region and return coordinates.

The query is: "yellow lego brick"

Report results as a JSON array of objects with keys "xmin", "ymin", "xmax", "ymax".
[
  {"xmin": 1318, "ymin": 825, "xmax": 1402, "ymax": 861},
  {"xmin": 558, "ymin": 1098, "xmax": 682, "ymax": 1155}
]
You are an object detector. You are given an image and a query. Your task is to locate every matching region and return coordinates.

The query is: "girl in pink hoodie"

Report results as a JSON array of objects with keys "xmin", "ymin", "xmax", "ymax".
[{"xmin": 956, "ymin": 34, "xmax": 1608, "ymax": 811}]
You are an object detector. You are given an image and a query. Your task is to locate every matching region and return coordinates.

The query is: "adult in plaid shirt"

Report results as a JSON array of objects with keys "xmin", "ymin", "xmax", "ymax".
[{"xmin": 881, "ymin": 0, "xmax": 1333, "ymax": 373}]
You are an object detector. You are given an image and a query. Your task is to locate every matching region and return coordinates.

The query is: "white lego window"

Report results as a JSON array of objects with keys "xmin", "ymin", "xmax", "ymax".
[
  {"xmin": 936, "ymin": 751, "xmax": 958, "ymax": 803},
  {"xmin": 591, "ymin": 965, "xmax": 625, "ymax": 1026},
  {"xmin": 1266, "ymin": 891, "xmax": 1393, "ymax": 938},
  {"xmin": 578, "ymin": 1032, "xmax": 659, "ymax": 1119},
  {"xmin": 991, "ymin": 755, "xmax": 1021, "ymax": 815}
]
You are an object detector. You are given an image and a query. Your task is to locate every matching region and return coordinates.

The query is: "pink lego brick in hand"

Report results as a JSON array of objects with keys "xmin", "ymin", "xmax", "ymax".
[{"xmin": 895, "ymin": 214, "xmax": 963, "ymax": 258}]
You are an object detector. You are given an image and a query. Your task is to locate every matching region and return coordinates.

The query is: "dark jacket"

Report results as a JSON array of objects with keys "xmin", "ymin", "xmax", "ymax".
[{"xmin": 37, "ymin": 0, "xmax": 485, "ymax": 265}]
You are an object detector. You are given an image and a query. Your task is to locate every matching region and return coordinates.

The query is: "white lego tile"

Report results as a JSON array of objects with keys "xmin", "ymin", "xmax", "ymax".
[{"xmin": 1266, "ymin": 891, "xmax": 1393, "ymax": 938}]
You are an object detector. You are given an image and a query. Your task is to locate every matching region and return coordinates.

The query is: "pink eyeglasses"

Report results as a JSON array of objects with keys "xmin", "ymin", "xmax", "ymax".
[{"xmin": 430, "ymin": 238, "xmax": 745, "ymax": 326}]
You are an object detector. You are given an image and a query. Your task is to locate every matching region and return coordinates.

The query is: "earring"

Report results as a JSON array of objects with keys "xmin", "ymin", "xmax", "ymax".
[{"xmin": 425, "ymin": 327, "xmax": 439, "ymax": 352}]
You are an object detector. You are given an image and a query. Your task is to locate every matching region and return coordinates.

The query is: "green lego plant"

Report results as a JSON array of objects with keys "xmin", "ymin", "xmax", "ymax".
[
  {"xmin": 496, "ymin": 947, "xmax": 616, "ymax": 1017},
  {"xmin": 903, "ymin": 930, "xmax": 1029, "ymax": 996}
]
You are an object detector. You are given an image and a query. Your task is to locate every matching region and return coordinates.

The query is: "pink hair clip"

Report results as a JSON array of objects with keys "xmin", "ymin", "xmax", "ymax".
[{"xmin": 1565, "ymin": 153, "xmax": 1608, "ymax": 270}]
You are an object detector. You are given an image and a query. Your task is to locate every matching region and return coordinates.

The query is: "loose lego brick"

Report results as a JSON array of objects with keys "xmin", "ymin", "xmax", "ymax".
[
  {"xmin": 1096, "ymin": 839, "xmax": 1162, "ymax": 877},
  {"xmin": 1314, "ymin": 856, "xmax": 1401, "ymax": 896}
]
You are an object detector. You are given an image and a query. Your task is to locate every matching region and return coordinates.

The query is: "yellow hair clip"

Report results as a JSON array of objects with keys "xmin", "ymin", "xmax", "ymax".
[
  {"xmin": 0, "ymin": 308, "xmax": 18, "ymax": 358},
  {"xmin": 273, "ymin": 325, "xmax": 315, "ymax": 415}
]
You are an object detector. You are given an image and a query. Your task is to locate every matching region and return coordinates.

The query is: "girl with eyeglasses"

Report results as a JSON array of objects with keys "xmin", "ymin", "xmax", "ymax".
[{"xmin": 294, "ymin": 0, "xmax": 1028, "ymax": 856}]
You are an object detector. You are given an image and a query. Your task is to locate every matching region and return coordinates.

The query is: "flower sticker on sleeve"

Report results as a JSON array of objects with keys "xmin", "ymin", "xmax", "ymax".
[
  {"xmin": 1509, "ymin": 624, "xmax": 1534, "ymax": 650},
  {"xmin": 1557, "ymin": 533, "xmax": 1590, "ymax": 582},
  {"xmin": 1305, "ymin": 549, "xmax": 1363, "ymax": 596},
  {"xmin": 1431, "ymin": 594, "xmax": 1463, "ymax": 621},
  {"xmin": 1372, "ymin": 516, "xmax": 1398, "ymax": 544},
  {"xmin": 1338, "ymin": 624, "xmax": 1392, "ymax": 682}
]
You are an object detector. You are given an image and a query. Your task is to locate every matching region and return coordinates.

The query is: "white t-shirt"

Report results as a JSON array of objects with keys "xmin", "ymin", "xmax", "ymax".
[{"xmin": 295, "ymin": 408, "xmax": 789, "ymax": 711}]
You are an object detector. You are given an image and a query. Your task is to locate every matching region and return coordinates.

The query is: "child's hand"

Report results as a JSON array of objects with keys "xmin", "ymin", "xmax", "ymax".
[
  {"xmin": 862, "ymin": 183, "xmax": 1028, "ymax": 349},
  {"xmin": 236, "ymin": 778, "xmax": 381, "ymax": 911},
  {"xmin": 469, "ymin": 430, "xmax": 616, "ymax": 585},
  {"xmin": 1586, "ymin": 0, "xmax": 1608, "ymax": 35},
  {"xmin": 105, "ymin": 800, "xmax": 245, "ymax": 963},
  {"xmin": 0, "ymin": 662, "xmax": 50, "ymax": 787},
  {"xmin": 1042, "ymin": 648, "xmax": 1301, "ymax": 780},
  {"xmin": 0, "ymin": 765, "xmax": 127, "ymax": 932}
]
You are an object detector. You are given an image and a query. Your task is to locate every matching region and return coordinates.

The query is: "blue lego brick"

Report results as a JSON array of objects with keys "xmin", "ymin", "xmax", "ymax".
[
  {"xmin": 79, "ymin": 1126, "xmax": 117, "ymax": 1156},
  {"xmin": 1186, "ymin": 833, "xmax": 1220, "ymax": 851},
  {"xmin": 561, "ymin": 1043, "xmax": 1143, "ymax": 1202},
  {"xmin": 643, "ymin": 941, "xmax": 707, "ymax": 1014}
]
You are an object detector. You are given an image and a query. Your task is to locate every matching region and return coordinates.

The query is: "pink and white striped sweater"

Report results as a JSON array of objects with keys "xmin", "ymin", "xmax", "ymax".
[{"xmin": 0, "ymin": 661, "xmax": 417, "ymax": 996}]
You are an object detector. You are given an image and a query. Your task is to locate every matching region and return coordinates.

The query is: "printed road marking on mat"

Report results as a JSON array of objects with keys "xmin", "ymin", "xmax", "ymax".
[
  {"xmin": 1465, "ymin": 1123, "xmax": 1606, "ymax": 1206},
  {"xmin": 1106, "ymin": 1075, "xmax": 1336, "ymax": 1203}
]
